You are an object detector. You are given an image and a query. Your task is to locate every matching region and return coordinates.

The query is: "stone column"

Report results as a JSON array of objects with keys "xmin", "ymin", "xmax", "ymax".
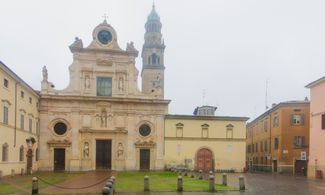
[
  {"xmin": 177, "ymin": 176, "xmax": 183, "ymax": 191},
  {"xmin": 0, "ymin": 170, "xmax": 2, "ymax": 180},
  {"xmin": 144, "ymin": 175, "xmax": 149, "ymax": 191},
  {"xmin": 11, "ymin": 169, "xmax": 15, "ymax": 177},
  {"xmin": 222, "ymin": 173, "xmax": 227, "ymax": 185},
  {"xmin": 21, "ymin": 168, "xmax": 24, "ymax": 176},
  {"xmin": 209, "ymin": 175, "xmax": 215, "ymax": 192}
]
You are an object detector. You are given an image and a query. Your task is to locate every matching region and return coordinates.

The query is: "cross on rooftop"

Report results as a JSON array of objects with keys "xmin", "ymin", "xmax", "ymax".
[{"xmin": 102, "ymin": 13, "xmax": 109, "ymax": 21}]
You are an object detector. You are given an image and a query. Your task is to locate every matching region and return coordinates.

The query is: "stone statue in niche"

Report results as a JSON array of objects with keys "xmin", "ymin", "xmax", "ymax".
[
  {"xmin": 101, "ymin": 111, "xmax": 107, "ymax": 128},
  {"xmin": 85, "ymin": 76, "xmax": 90, "ymax": 89},
  {"xmin": 84, "ymin": 142, "xmax": 89, "ymax": 158},
  {"xmin": 118, "ymin": 77, "xmax": 124, "ymax": 91},
  {"xmin": 42, "ymin": 66, "xmax": 48, "ymax": 82},
  {"xmin": 117, "ymin": 142, "xmax": 124, "ymax": 159}
]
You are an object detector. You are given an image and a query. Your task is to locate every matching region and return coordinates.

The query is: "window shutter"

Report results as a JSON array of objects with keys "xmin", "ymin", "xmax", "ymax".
[
  {"xmin": 301, "ymin": 114, "xmax": 305, "ymax": 125},
  {"xmin": 322, "ymin": 114, "xmax": 325, "ymax": 130},
  {"xmin": 302, "ymin": 136, "xmax": 306, "ymax": 145},
  {"xmin": 291, "ymin": 115, "xmax": 294, "ymax": 125}
]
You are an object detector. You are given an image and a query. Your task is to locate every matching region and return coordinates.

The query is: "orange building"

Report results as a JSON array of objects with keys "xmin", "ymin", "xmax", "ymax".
[{"xmin": 246, "ymin": 101, "xmax": 310, "ymax": 175}]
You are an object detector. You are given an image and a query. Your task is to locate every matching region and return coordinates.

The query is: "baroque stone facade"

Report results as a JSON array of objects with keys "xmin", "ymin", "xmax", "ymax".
[{"xmin": 38, "ymin": 6, "xmax": 169, "ymax": 171}]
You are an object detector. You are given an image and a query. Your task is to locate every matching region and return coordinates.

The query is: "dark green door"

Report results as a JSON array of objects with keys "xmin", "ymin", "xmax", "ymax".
[
  {"xmin": 96, "ymin": 140, "xmax": 111, "ymax": 170},
  {"xmin": 54, "ymin": 148, "xmax": 65, "ymax": 171},
  {"xmin": 140, "ymin": 149, "xmax": 150, "ymax": 170}
]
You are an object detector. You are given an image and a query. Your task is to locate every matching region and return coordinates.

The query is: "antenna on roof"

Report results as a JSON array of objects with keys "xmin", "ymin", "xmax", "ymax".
[
  {"xmin": 202, "ymin": 89, "xmax": 206, "ymax": 106},
  {"xmin": 265, "ymin": 79, "xmax": 269, "ymax": 110}
]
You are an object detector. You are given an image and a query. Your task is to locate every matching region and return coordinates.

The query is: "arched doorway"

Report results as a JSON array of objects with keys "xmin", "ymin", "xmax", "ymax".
[{"xmin": 196, "ymin": 148, "xmax": 214, "ymax": 171}]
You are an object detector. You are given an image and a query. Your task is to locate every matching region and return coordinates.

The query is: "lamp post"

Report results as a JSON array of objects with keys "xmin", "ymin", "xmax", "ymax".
[{"xmin": 26, "ymin": 137, "xmax": 36, "ymax": 174}]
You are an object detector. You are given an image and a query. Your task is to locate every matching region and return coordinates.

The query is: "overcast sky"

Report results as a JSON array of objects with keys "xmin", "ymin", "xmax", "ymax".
[{"xmin": 1, "ymin": 0, "xmax": 325, "ymax": 120}]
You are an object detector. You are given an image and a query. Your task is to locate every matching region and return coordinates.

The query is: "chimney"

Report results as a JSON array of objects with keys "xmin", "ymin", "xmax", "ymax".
[{"xmin": 272, "ymin": 103, "xmax": 277, "ymax": 108}]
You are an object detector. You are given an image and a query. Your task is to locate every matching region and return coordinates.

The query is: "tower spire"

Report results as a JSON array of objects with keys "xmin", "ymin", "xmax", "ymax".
[{"xmin": 141, "ymin": 4, "xmax": 165, "ymax": 98}]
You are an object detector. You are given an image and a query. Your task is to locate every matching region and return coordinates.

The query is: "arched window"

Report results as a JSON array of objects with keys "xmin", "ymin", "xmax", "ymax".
[
  {"xmin": 19, "ymin": 145, "xmax": 24, "ymax": 161},
  {"xmin": 2, "ymin": 143, "xmax": 8, "ymax": 162},
  {"xmin": 148, "ymin": 56, "xmax": 151, "ymax": 64},
  {"xmin": 151, "ymin": 53, "xmax": 158, "ymax": 64}
]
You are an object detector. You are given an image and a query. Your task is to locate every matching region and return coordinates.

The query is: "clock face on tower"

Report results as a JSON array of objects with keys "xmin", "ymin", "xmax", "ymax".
[{"xmin": 97, "ymin": 30, "xmax": 112, "ymax": 45}]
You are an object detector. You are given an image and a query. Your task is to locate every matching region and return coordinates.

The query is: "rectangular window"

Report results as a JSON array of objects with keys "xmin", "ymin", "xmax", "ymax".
[
  {"xmin": 3, "ymin": 106, "xmax": 9, "ymax": 124},
  {"xmin": 29, "ymin": 118, "xmax": 32, "ymax": 133},
  {"xmin": 21, "ymin": 91, "xmax": 24, "ymax": 98},
  {"xmin": 294, "ymin": 136, "xmax": 306, "ymax": 148},
  {"xmin": 256, "ymin": 143, "xmax": 258, "ymax": 152},
  {"xmin": 264, "ymin": 121, "xmax": 268, "ymax": 132},
  {"xmin": 227, "ymin": 145, "xmax": 232, "ymax": 153},
  {"xmin": 4, "ymin": 79, "xmax": 8, "ymax": 88},
  {"xmin": 96, "ymin": 77, "xmax": 112, "ymax": 96},
  {"xmin": 252, "ymin": 144, "xmax": 254, "ymax": 153},
  {"xmin": 291, "ymin": 114, "xmax": 304, "ymax": 125},
  {"xmin": 322, "ymin": 114, "xmax": 325, "ymax": 130},
  {"xmin": 260, "ymin": 141, "xmax": 263, "ymax": 152},
  {"xmin": 274, "ymin": 138, "xmax": 279, "ymax": 149},
  {"xmin": 20, "ymin": 114, "xmax": 24, "ymax": 130},
  {"xmin": 264, "ymin": 140, "xmax": 267, "ymax": 152},
  {"xmin": 247, "ymin": 145, "xmax": 251, "ymax": 153},
  {"xmin": 29, "ymin": 97, "xmax": 32, "ymax": 104},
  {"xmin": 273, "ymin": 116, "xmax": 279, "ymax": 127}
]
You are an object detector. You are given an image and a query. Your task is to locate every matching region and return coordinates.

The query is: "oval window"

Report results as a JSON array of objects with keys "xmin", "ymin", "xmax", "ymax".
[
  {"xmin": 54, "ymin": 122, "xmax": 67, "ymax": 135},
  {"xmin": 139, "ymin": 124, "xmax": 151, "ymax": 136}
]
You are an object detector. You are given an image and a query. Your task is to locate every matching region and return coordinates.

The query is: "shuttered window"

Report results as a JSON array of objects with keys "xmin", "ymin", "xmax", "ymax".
[{"xmin": 322, "ymin": 114, "xmax": 325, "ymax": 130}]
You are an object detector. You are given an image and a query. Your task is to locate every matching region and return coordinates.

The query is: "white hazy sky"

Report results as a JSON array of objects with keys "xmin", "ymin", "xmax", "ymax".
[{"xmin": 1, "ymin": 0, "xmax": 324, "ymax": 120}]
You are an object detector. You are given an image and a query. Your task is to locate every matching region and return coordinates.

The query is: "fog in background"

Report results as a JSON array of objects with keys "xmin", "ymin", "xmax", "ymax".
[{"xmin": 1, "ymin": 0, "xmax": 325, "ymax": 120}]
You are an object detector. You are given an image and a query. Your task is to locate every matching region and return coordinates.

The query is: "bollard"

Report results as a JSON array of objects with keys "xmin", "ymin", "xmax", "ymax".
[
  {"xmin": 222, "ymin": 173, "xmax": 227, "ymax": 186},
  {"xmin": 0, "ymin": 170, "xmax": 2, "ymax": 180},
  {"xmin": 144, "ymin": 175, "xmax": 149, "ymax": 191},
  {"xmin": 184, "ymin": 169, "xmax": 188, "ymax": 176},
  {"xmin": 199, "ymin": 170, "xmax": 203, "ymax": 180},
  {"xmin": 190, "ymin": 170, "xmax": 194, "ymax": 178},
  {"xmin": 239, "ymin": 176, "xmax": 245, "ymax": 191},
  {"xmin": 111, "ymin": 176, "xmax": 115, "ymax": 193},
  {"xmin": 21, "ymin": 168, "xmax": 24, "ymax": 176},
  {"xmin": 209, "ymin": 170, "xmax": 213, "ymax": 176},
  {"xmin": 209, "ymin": 175, "xmax": 215, "ymax": 192},
  {"xmin": 32, "ymin": 177, "xmax": 38, "ymax": 194},
  {"xmin": 102, "ymin": 186, "xmax": 110, "ymax": 195},
  {"xmin": 177, "ymin": 176, "xmax": 183, "ymax": 191},
  {"xmin": 105, "ymin": 181, "xmax": 113, "ymax": 195},
  {"xmin": 11, "ymin": 169, "xmax": 15, "ymax": 177}
]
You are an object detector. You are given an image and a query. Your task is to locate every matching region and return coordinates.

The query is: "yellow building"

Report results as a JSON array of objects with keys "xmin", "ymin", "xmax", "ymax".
[
  {"xmin": 0, "ymin": 61, "xmax": 39, "ymax": 177},
  {"xmin": 246, "ymin": 101, "xmax": 310, "ymax": 175},
  {"xmin": 165, "ymin": 106, "xmax": 248, "ymax": 172}
]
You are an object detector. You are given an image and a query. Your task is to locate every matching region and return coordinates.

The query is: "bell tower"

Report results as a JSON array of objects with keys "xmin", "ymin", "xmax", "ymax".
[{"xmin": 141, "ymin": 4, "xmax": 165, "ymax": 97}]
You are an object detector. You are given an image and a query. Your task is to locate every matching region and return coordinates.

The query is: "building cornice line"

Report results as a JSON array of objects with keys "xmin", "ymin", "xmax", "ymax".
[
  {"xmin": 40, "ymin": 95, "xmax": 171, "ymax": 104},
  {"xmin": 165, "ymin": 137, "xmax": 246, "ymax": 142}
]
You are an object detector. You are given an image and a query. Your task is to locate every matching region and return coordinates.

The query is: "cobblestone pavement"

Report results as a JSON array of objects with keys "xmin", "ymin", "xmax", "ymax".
[
  {"xmin": 40, "ymin": 171, "xmax": 116, "ymax": 194},
  {"xmin": 117, "ymin": 172, "xmax": 325, "ymax": 195}
]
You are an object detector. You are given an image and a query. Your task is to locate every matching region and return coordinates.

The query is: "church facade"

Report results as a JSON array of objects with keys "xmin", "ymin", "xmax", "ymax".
[{"xmin": 38, "ymin": 6, "xmax": 169, "ymax": 171}]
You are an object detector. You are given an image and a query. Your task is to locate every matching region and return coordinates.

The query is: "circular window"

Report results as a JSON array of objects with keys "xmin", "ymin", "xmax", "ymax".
[
  {"xmin": 139, "ymin": 124, "xmax": 151, "ymax": 136},
  {"xmin": 54, "ymin": 122, "xmax": 67, "ymax": 135}
]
